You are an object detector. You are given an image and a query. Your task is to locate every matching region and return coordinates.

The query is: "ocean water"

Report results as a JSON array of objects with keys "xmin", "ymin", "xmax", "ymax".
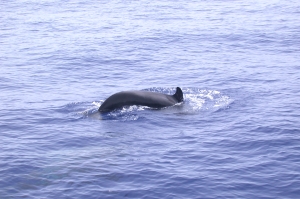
[{"xmin": 1, "ymin": 0, "xmax": 300, "ymax": 198}]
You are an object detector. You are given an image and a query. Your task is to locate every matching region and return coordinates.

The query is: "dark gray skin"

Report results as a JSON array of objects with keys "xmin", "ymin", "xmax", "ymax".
[{"xmin": 99, "ymin": 87, "xmax": 183, "ymax": 112}]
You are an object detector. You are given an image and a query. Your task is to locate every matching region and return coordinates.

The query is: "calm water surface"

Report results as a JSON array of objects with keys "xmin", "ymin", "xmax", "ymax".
[{"xmin": 1, "ymin": 0, "xmax": 300, "ymax": 198}]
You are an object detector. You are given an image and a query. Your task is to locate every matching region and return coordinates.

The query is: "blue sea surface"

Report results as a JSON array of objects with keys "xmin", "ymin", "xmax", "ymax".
[{"xmin": 1, "ymin": 0, "xmax": 300, "ymax": 198}]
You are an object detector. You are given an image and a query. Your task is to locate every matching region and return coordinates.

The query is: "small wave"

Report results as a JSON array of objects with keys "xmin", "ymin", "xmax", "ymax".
[{"xmin": 183, "ymin": 88, "xmax": 233, "ymax": 113}]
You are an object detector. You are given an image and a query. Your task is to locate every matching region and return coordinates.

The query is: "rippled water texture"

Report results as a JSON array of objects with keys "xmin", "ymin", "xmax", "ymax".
[{"xmin": 1, "ymin": 0, "xmax": 300, "ymax": 198}]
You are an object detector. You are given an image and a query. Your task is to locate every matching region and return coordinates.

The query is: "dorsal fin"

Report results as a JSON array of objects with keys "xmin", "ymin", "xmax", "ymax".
[{"xmin": 173, "ymin": 87, "xmax": 183, "ymax": 102}]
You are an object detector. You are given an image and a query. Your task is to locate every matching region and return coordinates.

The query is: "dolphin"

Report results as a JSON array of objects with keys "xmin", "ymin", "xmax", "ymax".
[{"xmin": 98, "ymin": 87, "xmax": 184, "ymax": 112}]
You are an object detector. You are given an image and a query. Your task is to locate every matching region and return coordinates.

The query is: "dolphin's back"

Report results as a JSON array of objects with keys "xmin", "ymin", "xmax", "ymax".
[{"xmin": 99, "ymin": 87, "xmax": 183, "ymax": 112}]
